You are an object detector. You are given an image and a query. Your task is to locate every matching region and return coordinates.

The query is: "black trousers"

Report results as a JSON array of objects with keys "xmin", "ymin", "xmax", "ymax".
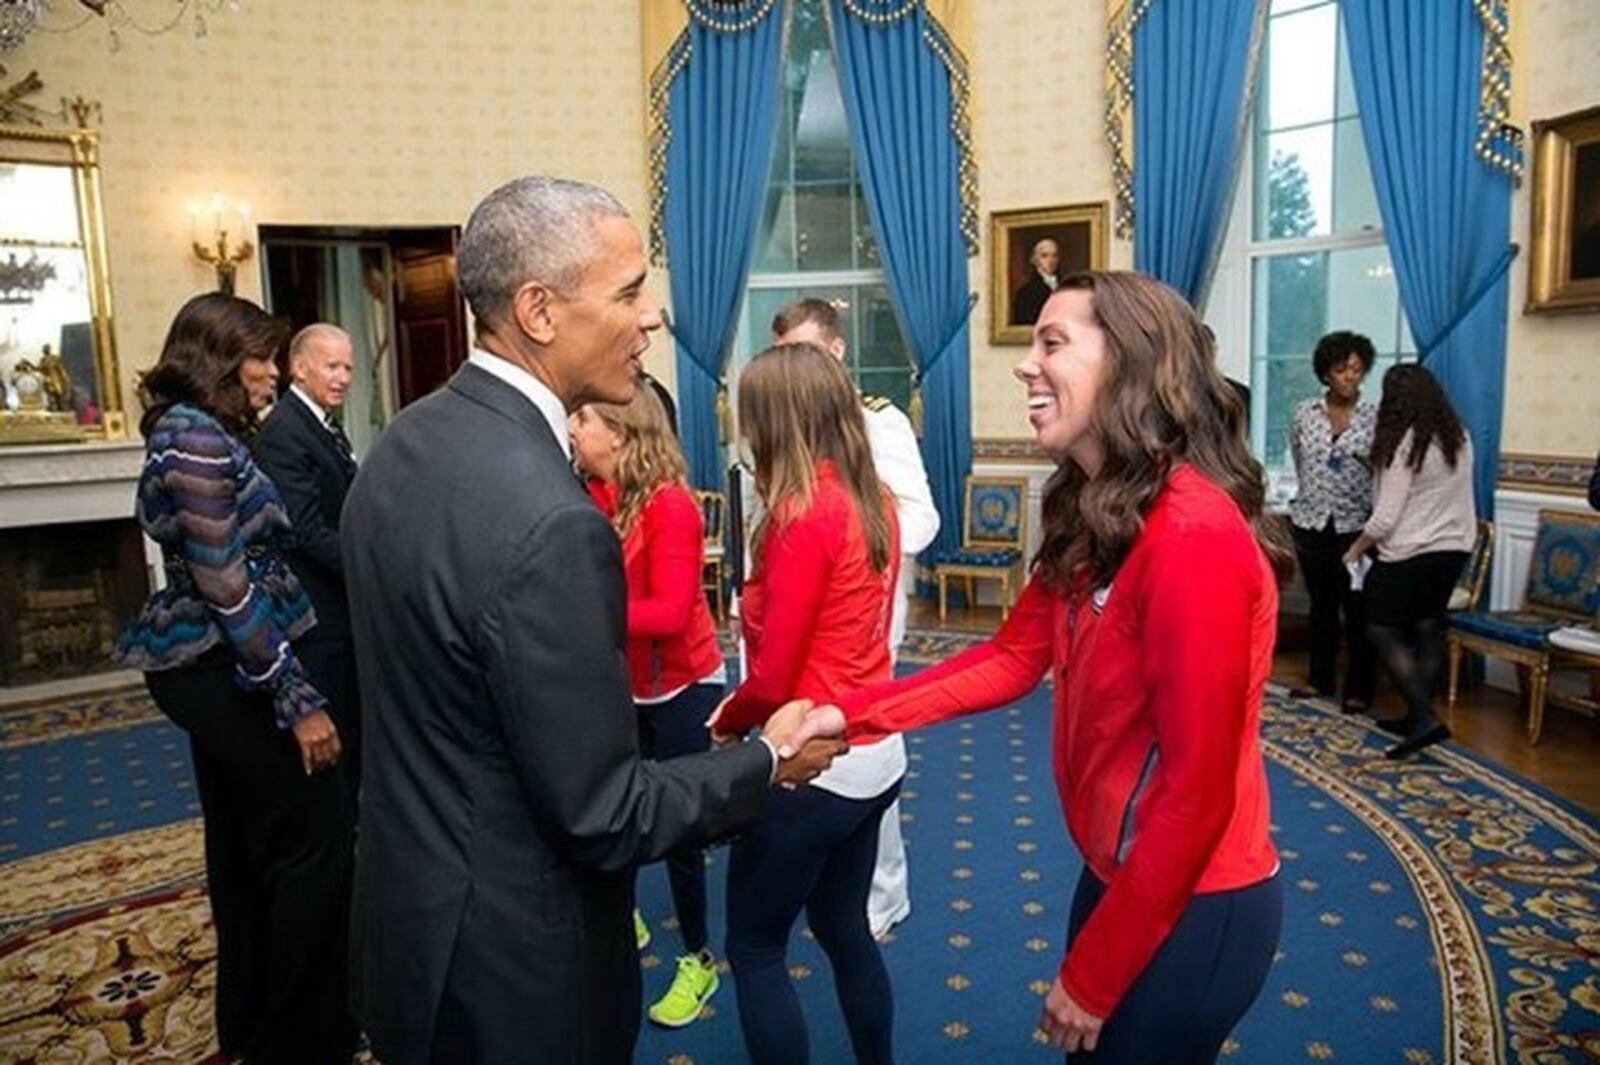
[
  {"xmin": 1065, "ymin": 872, "xmax": 1282, "ymax": 1064},
  {"xmin": 1292, "ymin": 522, "xmax": 1375, "ymax": 703},
  {"xmin": 146, "ymin": 651, "xmax": 357, "ymax": 1064},
  {"xmin": 298, "ymin": 635, "xmax": 361, "ymax": 814},
  {"xmin": 1364, "ymin": 550, "xmax": 1470, "ymax": 734},
  {"xmin": 636, "ymin": 681, "xmax": 722, "ymax": 954}
]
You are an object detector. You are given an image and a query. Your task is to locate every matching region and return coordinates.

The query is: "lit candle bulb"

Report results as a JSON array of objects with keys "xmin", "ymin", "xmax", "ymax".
[
  {"xmin": 186, "ymin": 201, "xmax": 200, "ymax": 243},
  {"xmin": 210, "ymin": 193, "xmax": 224, "ymax": 235}
]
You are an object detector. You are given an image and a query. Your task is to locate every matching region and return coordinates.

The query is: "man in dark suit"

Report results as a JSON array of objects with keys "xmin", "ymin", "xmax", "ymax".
[
  {"xmin": 341, "ymin": 176, "xmax": 846, "ymax": 1064},
  {"xmin": 252, "ymin": 323, "xmax": 361, "ymax": 804},
  {"xmin": 1011, "ymin": 236, "xmax": 1061, "ymax": 325}
]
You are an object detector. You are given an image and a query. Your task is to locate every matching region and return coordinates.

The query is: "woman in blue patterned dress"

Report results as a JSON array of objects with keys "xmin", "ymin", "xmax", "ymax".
[{"xmin": 114, "ymin": 293, "xmax": 356, "ymax": 1063}]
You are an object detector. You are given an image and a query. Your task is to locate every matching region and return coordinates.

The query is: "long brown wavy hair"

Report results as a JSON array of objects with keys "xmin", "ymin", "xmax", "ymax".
[
  {"xmin": 1034, "ymin": 271, "xmax": 1293, "ymax": 591},
  {"xmin": 585, "ymin": 384, "xmax": 689, "ymax": 539},
  {"xmin": 1369, "ymin": 364, "xmax": 1466, "ymax": 473},
  {"xmin": 138, "ymin": 292, "xmax": 289, "ymax": 436},
  {"xmin": 738, "ymin": 342, "xmax": 892, "ymax": 572}
]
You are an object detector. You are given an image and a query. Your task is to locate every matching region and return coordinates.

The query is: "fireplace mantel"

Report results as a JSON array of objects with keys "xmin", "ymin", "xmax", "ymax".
[{"xmin": 0, "ymin": 441, "xmax": 148, "ymax": 530}]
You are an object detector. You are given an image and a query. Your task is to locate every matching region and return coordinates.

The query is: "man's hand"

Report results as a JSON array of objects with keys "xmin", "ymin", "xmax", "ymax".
[
  {"xmin": 1038, "ymin": 977, "xmax": 1104, "ymax": 1054},
  {"xmin": 773, "ymin": 737, "xmax": 849, "ymax": 789}
]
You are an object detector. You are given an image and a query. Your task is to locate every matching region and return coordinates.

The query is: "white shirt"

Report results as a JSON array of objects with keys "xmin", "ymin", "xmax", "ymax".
[
  {"xmin": 290, "ymin": 383, "xmax": 332, "ymax": 426},
  {"xmin": 862, "ymin": 398, "xmax": 941, "ymax": 656},
  {"xmin": 467, "ymin": 348, "xmax": 570, "ymax": 459}
]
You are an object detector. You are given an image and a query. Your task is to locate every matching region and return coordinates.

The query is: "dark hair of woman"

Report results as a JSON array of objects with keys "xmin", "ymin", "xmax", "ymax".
[
  {"xmin": 1369, "ymin": 363, "xmax": 1466, "ymax": 474},
  {"xmin": 1311, "ymin": 329, "xmax": 1377, "ymax": 383},
  {"xmin": 1034, "ymin": 271, "xmax": 1293, "ymax": 592},
  {"xmin": 138, "ymin": 292, "xmax": 289, "ymax": 436}
]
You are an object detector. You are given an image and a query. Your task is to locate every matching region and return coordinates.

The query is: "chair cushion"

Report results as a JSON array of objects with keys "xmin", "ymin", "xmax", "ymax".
[
  {"xmin": 1448, "ymin": 610, "xmax": 1566, "ymax": 651},
  {"xmin": 1525, "ymin": 515, "xmax": 1600, "ymax": 616},
  {"xmin": 931, "ymin": 547, "xmax": 1021, "ymax": 568}
]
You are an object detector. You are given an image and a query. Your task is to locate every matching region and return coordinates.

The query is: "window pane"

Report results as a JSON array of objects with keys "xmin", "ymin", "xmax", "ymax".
[
  {"xmin": 1330, "ymin": 117, "xmax": 1381, "ymax": 234},
  {"xmin": 795, "ymin": 181, "xmax": 855, "ymax": 270},
  {"xmin": 853, "ymin": 284, "xmax": 908, "ymax": 370},
  {"xmin": 1253, "ymin": 247, "xmax": 1410, "ymax": 474},
  {"xmin": 1270, "ymin": 0, "xmax": 1329, "ymax": 15},
  {"xmin": 1256, "ymin": 127, "xmax": 1331, "ymax": 239},
  {"xmin": 1334, "ymin": 13, "xmax": 1360, "ymax": 120},
  {"xmin": 739, "ymin": 283, "xmax": 910, "ymax": 405},
  {"xmin": 1263, "ymin": 4, "xmax": 1337, "ymax": 131},
  {"xmin": 755, "ymin": 184, "xmax": 797, "ymax": 273}
]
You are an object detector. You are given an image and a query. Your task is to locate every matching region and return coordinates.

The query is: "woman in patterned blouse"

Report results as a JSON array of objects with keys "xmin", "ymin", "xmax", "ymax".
[
  {"xmin": 1288, "ymin": 331, "xmax": 1378, "ymax": 714},
  {"xmin": 114, "ymin": 293, "xmax": 356, "ymax": 1062}
]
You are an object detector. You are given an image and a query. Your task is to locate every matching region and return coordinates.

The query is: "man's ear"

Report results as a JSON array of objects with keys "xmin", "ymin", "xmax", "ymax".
[{"xmin": 511, "ymin": 281, "xmax": 557, "ymax": 345}]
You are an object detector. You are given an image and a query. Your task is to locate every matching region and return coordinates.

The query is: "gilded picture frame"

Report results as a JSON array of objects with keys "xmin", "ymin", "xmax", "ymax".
[
  {"xmin": 1526, "ymin": 103, "xmax": 1600, "ymax": 315},
  {"xmin": 989, "ymin": 202, "xmax": 1109, "ymax": 345},
  {"xmin": 0, "ymin": 124, "xmax": 125, "ymax": 443}
]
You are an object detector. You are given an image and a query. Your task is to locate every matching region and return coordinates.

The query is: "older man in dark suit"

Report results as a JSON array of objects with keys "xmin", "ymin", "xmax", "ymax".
[
  {"xmin": 252, "ymin": 323, "xmax": 361, "ymax": 804},
  {"xmin": 341, "ymin": 176, "xmax": 845, "ymax": 1064}
]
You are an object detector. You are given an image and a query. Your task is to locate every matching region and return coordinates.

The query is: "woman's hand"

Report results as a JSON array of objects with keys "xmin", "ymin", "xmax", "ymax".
[
  {"xmin": 1342, "ymin": 532, "xmax": 1375, "ymax": 567},
  {"xmin": 705, "ymin": 691, "xmax": 736, "ymax": 747},
  {"xmin": 291, "ymin": 710, "xmax": 342, "ymax": 775},
  {"xmin": 1038, "ymin": 977, "xmax": 1104, "ymax": 1054}
]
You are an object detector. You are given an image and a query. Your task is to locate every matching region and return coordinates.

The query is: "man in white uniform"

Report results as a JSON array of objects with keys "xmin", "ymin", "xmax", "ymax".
[{"xmin": 772, "ymin": 297, "xmax": 941, "ymax": 938}]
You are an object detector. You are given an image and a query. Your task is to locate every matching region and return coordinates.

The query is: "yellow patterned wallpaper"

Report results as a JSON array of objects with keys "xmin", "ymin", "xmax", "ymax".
[
  {"xmin": 1503, "ymin": 0, "xmax": 1600, "ymax": 460},
  {"xmin": 967, "ymin": 0, "xmax": 1129, "ymax": 440},
  {"xmin": 10, "ymin": 0, "xmax": 659, "ymax": 412},
  {"xmin": 11, "ymin": 0, "xmax": 1593, "ymax": 458}
]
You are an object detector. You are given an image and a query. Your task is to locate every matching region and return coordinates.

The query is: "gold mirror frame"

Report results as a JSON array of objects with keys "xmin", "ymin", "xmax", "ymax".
[
  {"xmin": 1526, "ymin": 104, "xmax": 1600, "ymax": 315},
  {"xmin": 0, "ymin": 124, "xmax": 125, "ymax": 442}
]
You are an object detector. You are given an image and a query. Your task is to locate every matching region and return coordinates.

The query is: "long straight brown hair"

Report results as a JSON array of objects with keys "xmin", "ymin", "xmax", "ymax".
[
  {"xmin": 1035, "ymin": 271, "xmax": 1293, "ymax": 591},
  {"xmin": 737, "ymin": 342, "xmax": 892, "ymax": 572},
  {"xmin": 585, "ymin": 385, "xmax": 689, "ymax": 539}
]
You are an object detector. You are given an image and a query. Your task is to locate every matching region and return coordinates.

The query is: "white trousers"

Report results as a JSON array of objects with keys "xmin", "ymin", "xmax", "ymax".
[{"xmin": 867, "ymin": 797, "xmax": 910, "ymax": 937}]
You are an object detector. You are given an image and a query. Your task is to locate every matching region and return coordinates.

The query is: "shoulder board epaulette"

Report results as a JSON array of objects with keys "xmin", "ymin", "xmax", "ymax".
[{"xmin": 862, "ymin": 394, "xmax": 894, "ymax": 413}]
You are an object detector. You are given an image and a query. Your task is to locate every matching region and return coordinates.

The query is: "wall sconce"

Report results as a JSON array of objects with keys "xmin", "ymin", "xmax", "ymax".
[{"xmin": 188, "ymin": 193, "xmax": 253, "ymax": 295}]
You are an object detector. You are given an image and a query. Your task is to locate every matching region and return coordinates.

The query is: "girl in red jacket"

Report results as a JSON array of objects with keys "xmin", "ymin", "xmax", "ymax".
[
  {"xmin": 570, "ymin": 385, "xmax": 726, "ymax": 1029},
  {"xmin": 711, "ymin": 343, "xmax": 901, "ymax": 1065},
  {"xmin": 827, "ymin": 272, "xmax": 1291, "ymax": 1062}
]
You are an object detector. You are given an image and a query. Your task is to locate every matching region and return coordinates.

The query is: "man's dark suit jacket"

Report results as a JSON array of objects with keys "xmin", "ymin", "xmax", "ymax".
[
  {"xmin": 252, "ymin": 391, "xmax": 355, "ymax": 641},
  {"xmin": 1011, "ymin": 272, "xmax": 1057, "ymax": 326},
  {"xmin": 341, "ymin": 363, "xmax": 772, "ymax": 1063}
]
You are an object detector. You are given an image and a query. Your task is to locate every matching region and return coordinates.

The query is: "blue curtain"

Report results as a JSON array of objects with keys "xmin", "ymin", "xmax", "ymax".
[
  {"xmin": 828, "ymin": 1, "xmax": 972, "ymax": 555},
  {"xmin": 1132, "ymin": 0, "xmax": 1264, "ymax": 306},
  {"xmin": 1340, "ymin": 0, "xmax": 1516, "ymax": 518},
  {"xmin": 663, "ymin": 8, "xmax": 785, "ymax": 489}
]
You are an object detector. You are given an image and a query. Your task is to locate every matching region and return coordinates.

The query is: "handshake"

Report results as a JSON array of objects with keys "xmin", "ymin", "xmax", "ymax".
[{"xmin": 708, "ymin": 697, "xmax": 849, "ymax": 790}]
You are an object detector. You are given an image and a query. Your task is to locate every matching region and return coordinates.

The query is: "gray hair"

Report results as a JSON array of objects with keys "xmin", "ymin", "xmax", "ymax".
[
  {"xmin": 289, "ymin": 322, "xmax": 350, "ymax": 363},
  {"xmin": 458, "ymin": 176, "xmax": 630, "ymax": 329}
]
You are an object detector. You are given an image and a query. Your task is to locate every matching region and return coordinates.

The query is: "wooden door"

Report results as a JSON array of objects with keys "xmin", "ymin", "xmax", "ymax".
[{"xmin": 391, "ymin": 232, "xmax": 468, "ymax": 406}]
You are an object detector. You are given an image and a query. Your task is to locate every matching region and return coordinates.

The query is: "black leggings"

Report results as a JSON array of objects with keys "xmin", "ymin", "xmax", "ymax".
[
  {"xmin": 1065, "ymin": 872, "xmax": 1282, "ymax": 1064},
  {"xmin": 145, "ymin": 652, "xmax": 356, "ymax": 1064},
  {"xmin": 1363, "ymin": 551, "xmax": 1469, "ymax": 735},
  {"xmin": 726, "ymin": 780, "xmax": 901, "ymax": 1065},
  {"xmin": 636, "ymin": 681, "xmax": 721, "ymax": 954}
]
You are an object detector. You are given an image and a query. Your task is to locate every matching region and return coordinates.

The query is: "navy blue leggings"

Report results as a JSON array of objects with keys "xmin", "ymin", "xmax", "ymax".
[
  {"xmin": 726, "ymin": 780, "xmax": 900, "ymax": 1065},
  {"xmin": 636, "ymin": 682, "xmax": 722, "ymax": 954},
  {"xmin": 1065, "ymin": 871, "xmax": 1282, "ymax": 1064}
]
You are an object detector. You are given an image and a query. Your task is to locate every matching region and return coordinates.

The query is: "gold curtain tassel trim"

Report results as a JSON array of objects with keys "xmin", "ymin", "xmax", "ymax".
[
  {"xmin": 921, "ymin": 10, "xmax": 981, "ymax": 257},
  {"xmin": 1471, "ymin": 0, "xmax": 1524, "ymax": 184},
  {"xmin": 647, "ymin": 28, "xmax": 693, "ymax": 267},
  {"xmin": 1103, "ymin": 0, "xmax": 1156, "ymax": 240}
]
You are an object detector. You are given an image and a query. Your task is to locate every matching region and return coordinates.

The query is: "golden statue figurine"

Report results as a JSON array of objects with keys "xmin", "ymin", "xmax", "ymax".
[{"xmin": 38, "ymin": 345, "xmax": 73, "ymax": 412}]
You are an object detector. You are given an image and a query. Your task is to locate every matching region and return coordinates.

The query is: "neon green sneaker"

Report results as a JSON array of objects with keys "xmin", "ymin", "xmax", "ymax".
[
  {"xmin": 647, "ymin": 951, "xmax": 719, "ymax": 1028},
  {"xmin": 634, "ymin": 909, "xmax": 650, "ymax": 951}
]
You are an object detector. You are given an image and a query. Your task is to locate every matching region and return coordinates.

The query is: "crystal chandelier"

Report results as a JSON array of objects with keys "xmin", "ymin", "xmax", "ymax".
[
  {"xmin": 0, "ymin": 1, "xmax": 240, "ymax": 53},
  {"xmin": 0, "ymin": 2, "xmax": 43, "ymax": 53}
]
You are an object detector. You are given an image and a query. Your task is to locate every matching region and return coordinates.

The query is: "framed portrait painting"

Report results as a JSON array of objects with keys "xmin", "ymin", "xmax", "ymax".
[
  {"xmin": 1527, "ymin": 103, "xmax": 1600, "ymax": 314},
  {"xmin": 989, "ymin": 202, "xmax": 1109, "ymax": 345}
]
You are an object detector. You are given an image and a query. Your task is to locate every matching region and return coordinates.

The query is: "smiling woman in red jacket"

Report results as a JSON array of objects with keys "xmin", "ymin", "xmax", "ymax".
[
  {"xmin": 570, "ymin": 385, "xmax": 727, "ymax": 1029},
  {"xmin": 822, "ymin": 272, "xmax": 1292, "ymax": 1063}
]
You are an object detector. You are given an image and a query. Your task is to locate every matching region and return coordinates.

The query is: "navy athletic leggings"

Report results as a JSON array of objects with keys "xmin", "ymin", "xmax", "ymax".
[
  {"xmin": 636, "ymin": 681, "xmax": 722, "ymax": 954},
  {"xmin": 1065, "ymin": 871, "xmax": 1282, "ymax": 1064},
  {"xmin": 726, "ymin": 780, "xmax": 900, "ymax": 1065}
]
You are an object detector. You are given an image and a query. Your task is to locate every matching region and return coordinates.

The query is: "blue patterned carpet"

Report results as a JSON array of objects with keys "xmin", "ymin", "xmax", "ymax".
[{"xmin": 3, "ymin": 636, "xmax": 1598, "ymax": 1063}]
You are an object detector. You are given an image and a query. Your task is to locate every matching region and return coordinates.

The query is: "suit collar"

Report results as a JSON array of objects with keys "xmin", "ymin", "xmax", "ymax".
[
  {"xmin": 464, "ymin": 349, "xmax": 571, "ymax": 460},
  {"xmin": 449, "ymin": 362, "xmax": 571, "ymax": 460},
  {"xmin": 272, "ymin": 386, "xmax": 354, "ymax": 473}
]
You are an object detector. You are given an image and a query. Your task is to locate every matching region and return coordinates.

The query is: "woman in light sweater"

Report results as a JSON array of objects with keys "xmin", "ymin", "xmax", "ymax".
[{"xmin": 1344, "ymin": 365, "xmax": 1476, "ymax": 759}]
